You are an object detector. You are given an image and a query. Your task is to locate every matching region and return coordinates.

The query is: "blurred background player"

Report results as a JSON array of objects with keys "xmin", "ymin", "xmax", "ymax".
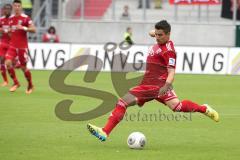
[
  {"xmin": 124, "ymin": 27, "xmax": 134, "ymax": 45},
  {"xmin": 42, "ymin": 26, "xmax": 60, "ymax": 43},
  {"xmin": 0, "ymin": 4, "xmax": 12, "ymax": 87},
  {"xmin": 5, "ymin": 0, "xmax": 36, "ymax": 94},
  {"xmin": 87, "ymin": 20, "xmax": 219, "ymax": 142}
]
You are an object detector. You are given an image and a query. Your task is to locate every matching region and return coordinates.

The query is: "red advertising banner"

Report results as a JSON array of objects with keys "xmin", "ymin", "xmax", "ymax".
[{"xmin": 169, "ymin": 0, "xmax": 221, "ymax": 5}]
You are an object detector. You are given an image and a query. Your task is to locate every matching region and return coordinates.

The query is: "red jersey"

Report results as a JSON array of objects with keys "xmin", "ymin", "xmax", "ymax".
[
  {"xmin": 9, "ymin": 13, "xmax": 33, "ymax": 48},
  {"xmin": 141, "ymin": 40, "xmax": 176, "ymax": 86},
  {"xmin": 0, "ymin": 15, "xmax": 11, "ymax": 44}
]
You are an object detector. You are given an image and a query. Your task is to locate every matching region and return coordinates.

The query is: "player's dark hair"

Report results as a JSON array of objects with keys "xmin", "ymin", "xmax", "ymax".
[
  {"xmin": 155, "ymin": 20, "xmax": 171, "ymax": 34},
  {"xmin": 13, "ymin": 0, "xmax": 22, "ymax": 4},
  {"xmin": 3, "ymin": 3, "xmax": 12, "ymax": 9}
]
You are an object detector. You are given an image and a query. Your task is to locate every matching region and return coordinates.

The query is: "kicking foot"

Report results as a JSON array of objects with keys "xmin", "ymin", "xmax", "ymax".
[
  {"xmin": 1, "ymin": 81, "xmax": 8, "ymax": 87},
  {"xmin": 25, "ymin": 85, "xmax": 34, "ymax": 94},
  {"xmin": 203, "ymin": 104, "xmax": 219, "ymax": 122},
  {"xmin": 87, "ymin": 123, "xmax": 107, "ymax": 142},
  {"xmin": 9, "ymin": 83, "xmax": 20, "ymax": 92}
]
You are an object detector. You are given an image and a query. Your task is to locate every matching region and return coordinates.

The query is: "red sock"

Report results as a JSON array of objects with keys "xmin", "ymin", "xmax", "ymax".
[
  {"xmin": 0, "ymin": 64, "xmax": 8, "ymax": 82},
  {"xmin": 103, "ymin": 99, "xmax": 127, "ymax": 135},
  {"xmin": 24, "ymin": 69, "xmax": 33, "ymax": 87},
  {"xmin": 7, "ymin": 67, "xmax": 19, "ymax": 85},
  {"xmin": 174, "ymin": 100, "xmax": 206, "ymax": 113}
]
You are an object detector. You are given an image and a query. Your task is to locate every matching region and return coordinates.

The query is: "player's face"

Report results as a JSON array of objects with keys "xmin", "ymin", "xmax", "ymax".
[
  {"xmin": 3, "ymin": 5, "xmax": 12, "ymax": 17},
  {"xmin": 13, "ymin": 3, "xmax": 22, "ymax": 15},
  {"xmin": 155, "ymin": 29, "xmax": 170, "ymax": 44},
  {"xmin": 128, "ymin": 28, "xmax": 132, "ymax": 34}
]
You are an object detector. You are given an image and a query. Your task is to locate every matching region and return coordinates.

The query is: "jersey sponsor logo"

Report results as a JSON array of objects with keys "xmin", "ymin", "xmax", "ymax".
[
  {"xmin": 169, "ymin": 58, "xmax": 175, "ymax": 66},
  {"xmin": 2, "ymin": 25, "xmax": 10, "ymax": 32}
]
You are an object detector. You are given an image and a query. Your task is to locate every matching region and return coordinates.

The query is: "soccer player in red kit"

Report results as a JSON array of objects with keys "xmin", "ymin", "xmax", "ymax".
[
  {"xmin": 0, "ymin": 4, "xmax": 12, "ymax": 87},
  {"xmin": 87, "ymin": 20, "xmax": 220, "ymax": 142},
  {"xmin": 5, "ymin": 0, "xmax": 36, "ymax": 93}
]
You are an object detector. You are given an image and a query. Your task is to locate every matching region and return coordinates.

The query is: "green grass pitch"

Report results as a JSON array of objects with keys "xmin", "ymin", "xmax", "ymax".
[{"xmin": 0, "ymin": 70, "xmax": 240, "ymax": 160}]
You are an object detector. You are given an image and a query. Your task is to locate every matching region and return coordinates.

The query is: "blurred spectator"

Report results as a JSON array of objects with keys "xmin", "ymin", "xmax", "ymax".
[
  {"xmin": 22, "ymin": 0, "xmax": 33, "ymax": 17},
  {"xmin": 42, "ymin": 26, "xmax": 60, "ymax": 43},
  {"xmin": 138, "ymin": 0, "xmax": 150, "ymax": 9},
  {"xmin": 120, "ymin": 5, "xmax": 130, "ymax": 20},
  {"xmin": 154, "ymin": 0, "xmax": 162, "ymax": 9},
  {"xmin": 124, "ymin": 27, "xmax": 134, "ymax": 45}
]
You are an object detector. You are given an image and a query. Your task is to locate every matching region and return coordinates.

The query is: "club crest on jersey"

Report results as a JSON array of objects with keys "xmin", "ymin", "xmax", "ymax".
[
  {"xmin": 169, "ymin": 58, "xmax": 175, "ymax": 66},
  {"xmin": 18, "ymin": 20, "xmax": 22, "ymax": 25}
]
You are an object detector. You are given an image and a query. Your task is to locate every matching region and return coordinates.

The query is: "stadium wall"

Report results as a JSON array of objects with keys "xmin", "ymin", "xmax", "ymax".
[
  {"xmin": 51, "ymin": 20, "xmax": 235, "ymax": 47},
  {"xmin": 27, "ymin": 43, "xmax": 240, "ymax": 75}
]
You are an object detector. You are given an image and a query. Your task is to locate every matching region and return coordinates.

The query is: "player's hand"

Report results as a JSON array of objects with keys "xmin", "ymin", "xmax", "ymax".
[
  {"xmin": 16, "ymin": 24, "xmax": 27, "ymax": 31},
  {"xmin": 149, "ymin": 29, "xmax": 155, "ymax": 37},
  {"xmin": 4, "ymin": 28, "xmax": 10, "ymax": 33},
  {"xmin": 0, "ymin": 28, "xmax": 9, "ymax": 33},
  {"xmin": 159, "ymin": 83, "xmax": 173, "ymax": 96}
]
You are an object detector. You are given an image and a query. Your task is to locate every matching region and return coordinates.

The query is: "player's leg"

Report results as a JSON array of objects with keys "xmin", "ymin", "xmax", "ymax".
[
  {"xmin": 0, "ymin": 45, "xmax": 8, "ymax": 86},
  {"xmin": 18, "ymin": 49, "xmax": 33, "ymax": 94},
  {"xmin": 102, "ymin": 92, "xmax": 137, "ymax": 134},
  {"xmin": 87, "ymin": 92, "xmax": 137, "ymax": 141},
  {"xmin": 0, "ymin": 56, "xmax": 8, "ymax": 86},
  {"xmin": 5, "ymin": 48, "xmax": 20, "ymax": 91},
  {"xmin": 157, "ymin": 90, "xmax": 219, "ymax": 122},
  {"xmin": 87, "ymin": 85, "xmax": 158, "ymax": 141},
  {"xmin": 165, "ymin": 98, "xmax": 206, "ymax": 113}
]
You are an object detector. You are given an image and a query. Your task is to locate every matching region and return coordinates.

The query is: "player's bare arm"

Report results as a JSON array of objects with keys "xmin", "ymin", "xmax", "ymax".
[
  {"xmin": 159, "ymin": 68, "xmax": 175, "ymax": 96},
  {"xmin": 26, "ymin": 23, "xmax": 36, "ymax": 33}
]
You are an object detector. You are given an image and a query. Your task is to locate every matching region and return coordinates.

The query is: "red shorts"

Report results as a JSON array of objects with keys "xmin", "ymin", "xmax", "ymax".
[
  {"xmin": 0, "ymin": 43, "xmax": 9, "ymax": 57},
  {"xmin": 5, "ymin": 47, "xmax": 28, "ymax": 67},
  {"xmin": 129, "ymin": 85, "xmax": 178, "ymax": 106}
]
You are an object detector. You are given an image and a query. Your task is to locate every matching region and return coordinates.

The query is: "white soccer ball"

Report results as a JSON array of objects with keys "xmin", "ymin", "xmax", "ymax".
[{"xmin": 127, "ymin": 132, "xmax": 146, "ymax": 149}]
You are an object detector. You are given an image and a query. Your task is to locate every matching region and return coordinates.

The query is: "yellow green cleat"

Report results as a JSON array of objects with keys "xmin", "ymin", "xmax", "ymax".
[{"xmin": 203, "ymin": 104, "xmax": 219, "ymax": 122}]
